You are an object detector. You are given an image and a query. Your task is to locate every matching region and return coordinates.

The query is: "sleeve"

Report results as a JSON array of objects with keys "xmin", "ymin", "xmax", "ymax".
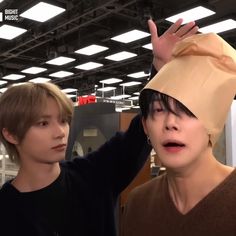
[
  {"xmin": 150, "ymin": 64, "xmax": 158, "ymax": 79},
  {"xmin": 83, "ymin": 114, "xmax": 152, "ymax": 195}
]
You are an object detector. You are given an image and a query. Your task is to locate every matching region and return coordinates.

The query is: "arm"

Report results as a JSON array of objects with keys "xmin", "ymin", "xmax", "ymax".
[{"xmin": 84, "ymin": 114, "xmax": 151, "ymax": 195}]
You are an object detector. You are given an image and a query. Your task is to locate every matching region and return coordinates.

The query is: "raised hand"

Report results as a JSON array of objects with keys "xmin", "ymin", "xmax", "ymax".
[{"xmin": 148, "ymin": 18, "xmax": 199, "ymax": 70}]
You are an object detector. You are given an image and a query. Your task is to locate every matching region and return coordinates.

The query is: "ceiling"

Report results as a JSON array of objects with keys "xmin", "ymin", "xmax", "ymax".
[{"xmin": 0, "ymin": 0, "xmax": 235, "ymax": 102}]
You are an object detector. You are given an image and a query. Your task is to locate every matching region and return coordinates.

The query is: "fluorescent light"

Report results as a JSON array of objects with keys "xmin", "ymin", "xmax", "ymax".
[
  {"xmin": 0, "ymin": 88, "xmax": 7, "ymax": 93},
  {"xmin": 3, "ymin": 74, "xmax": 25, "ymax": 80},
  {"xmin": 166, "ymin": 6, "xmax": 215, "ymax": 24},
  {"xmin": 199, "ymin": 19, "xmax": 236, "ymax": 33},
  {"xmin": 128, "ymin": 96, "xmax": 139, "ymax": 100},
  {"xmin": 0, "ymin": 12, "xmax": 2, "ymax": 22},
  {"xmin": 0, "ymin": 80, "xmax": 7, "ymax": 85},
  {"xmin": 111, "ymin": 30, "xmax": 150, "ymax": 43},
  {"xmin": 142, "ymin": 43, "xmax": 152, "ymax": 50},
  {"xmin": 99, "ymin": 78, "xmax": 123, "ymax": 84},
  {"xmin": 120, "ymin": 81, "xmax": 142, "ymax": 87},
  {"xmin": 75, "ymin": 62, "xmax": 103, "ymax": 70},
  {"xmin": 116, "ymin": 107, "xmax": 131, "ymax": 112},
  {"xmin": 105, "ymin": 51, "xmax": 137, "ymax": 61},
  {"xmin": 111, "ymin": 94, "xmax": 131, "ymax": 100},
  {"xmin": 133, "ymin": 92, "xmax": 140, "ymax": 95},
  {"xmin": 22, "ymin": 66, "xmax": 47, "ymax": 74},
  {"xmin": 46, "ymin": 56, "xmax": 75, "ymax": 66},
  {"xmin": 20, "ymin": 2, "xmax": 65, "ymax": 22},
  {"xmin": 128, "ymin": 71, "xmax": 150, "ymax": 78},
  {"xmin": 29, "ymin": 77, "xmax": 51, "ymax": 83},
  {"xmin": 132, "ymin": 105, "xmax": 140, "ymax": 109},
  {"xmin": 75, "ymin": 44, "xmax": 109, "ymax": 55},
  {"xmin": 61, "ymin": 88, "xmax": 77, "ymax": 93},
  {"xmin": 67, "ymin": 94, "xmax": 77, "ymax": 98},
  {"xmin": 97, "ymin": 87, "xmax": 116, "ymax": 92},
  {"xmin": 0, "ymin": 24, "xmax": 27, "ymax": 40},
  {"xmin": 49, "ymin": 71, "xmax": 74, "ymax": 78}
]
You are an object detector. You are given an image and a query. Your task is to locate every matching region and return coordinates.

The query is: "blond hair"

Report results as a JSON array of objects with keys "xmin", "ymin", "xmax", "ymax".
[{"xmin": 0, "ymin": 82, "xmax": 74, "ymax": 163}]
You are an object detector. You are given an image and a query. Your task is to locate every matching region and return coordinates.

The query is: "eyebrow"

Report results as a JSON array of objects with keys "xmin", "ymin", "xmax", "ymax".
[{"xmin": 37, "ymin": 114, "xmax": 52, "ymax": 119}]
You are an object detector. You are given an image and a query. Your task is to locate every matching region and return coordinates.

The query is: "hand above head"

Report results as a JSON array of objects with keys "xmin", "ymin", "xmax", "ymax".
[{"xmin": 148, "ymin": 18, "xmax": 199, "ymax": 71}]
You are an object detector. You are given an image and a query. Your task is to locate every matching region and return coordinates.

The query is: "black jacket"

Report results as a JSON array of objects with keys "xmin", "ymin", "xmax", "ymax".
[{"xmin": 0, "ymin": 115, "xmax": 151, "ymax": 236}]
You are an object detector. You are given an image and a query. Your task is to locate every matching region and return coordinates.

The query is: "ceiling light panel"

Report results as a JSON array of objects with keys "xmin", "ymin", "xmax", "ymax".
[
  {"xmin": 75, "ymin": 62, "xmax": 103, "ymax": 70},
  {"xmin": 133, "ymin": 92, "xmax": 140, "ymax": 95},
  {"xmin": 29, "ymin": 77, "xmax": 51, "ymax": 83},
  {"xmin": 99, "ymin": 78, "xmax": 123, "ymax": 84},
  {"xmin": 128, "ymin": 71, "xmax": 150, "ymax": 78},
  {"xmin": 128, "ymin": 96, "xmax": 139, "ymax": 100},
  {"xmin": 49, "ymin": 71, "xmax": 74, "ymax": 78},
  {"xmin": 111, "ymin": 30, "xmax": 150, "ymax": 43},
  {"xmin": 22, "ymin": 66, "xmax": 47, "ymax": 74},
  {"xmin": 105, "ymin": 51, "xmax": 137, "ymax": 61},
  {"xmin": 66, "ymin": 94, "xmax": 77, "ymax": 98},
  {"xmin": 142, "ymin": 43, "xmax": 152, "ymax": 50},
  {"xmin": 120, "ymin": 81, "xmax": 142, "ymax": 87},
  {"xmin": 166, "ymin": 6, "xmax": 215, "ymax": 24},
  {"xmin": 199, "ymin": 19, "xmax": 236, "ymax": 33},
  {"xmin": 0, "ymin": 24, "xmax": 27, "ymax": 40},
  {"xmin": 0, "ymin": 88, "xmax": 7, "ymax": 93},
  {"xmin": 97, "ymin": 87, "xmax": 116, "ymax": 92},
  {"xmin": 116, "ymin": 107, "xmax": 131, "ymax": 112},
  {"xmin": 3, "ymin": 74, "xmax": 25, "ymax": 80},
  {"xmin": 61, "ymin": 88, "xmax": 77, "ymax": 93},
  {"xmin": 75, "ymin": 44, "xmax": 109, "ymax": 55},
  {"xmin": 111, "ymin": 94, "xmax": 131, "ymax": 100},
  {"xmin": 46, "ymin": 56, "xmax": 75, "ymax": 66},
  {"xmin": 0, "ymin": 80, "xmax": 7, "ymax": 85},
  {"xmin": 20, "ymin": 2, "xmax": 65, "ymax": 22}
]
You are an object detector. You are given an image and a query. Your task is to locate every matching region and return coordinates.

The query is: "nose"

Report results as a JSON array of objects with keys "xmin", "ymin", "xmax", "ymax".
[
  {"xmin": 164, "ymin": 112, "xmax": 179, "ymax": 131},
  {"xmin": 53, "ymin": 122, "xmax": 66, "ymax": 139}
]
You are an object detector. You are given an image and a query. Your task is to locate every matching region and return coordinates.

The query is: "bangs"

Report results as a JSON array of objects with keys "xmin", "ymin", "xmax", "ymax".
[{"xmin": 139, "ymin": 89, "xmax": 196, "ymax": 119}]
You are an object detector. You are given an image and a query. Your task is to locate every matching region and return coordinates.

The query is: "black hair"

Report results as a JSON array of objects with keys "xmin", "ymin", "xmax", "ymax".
[{"xmin": 139, "ymin": 89, "xmax": 196, "ymax": 119}]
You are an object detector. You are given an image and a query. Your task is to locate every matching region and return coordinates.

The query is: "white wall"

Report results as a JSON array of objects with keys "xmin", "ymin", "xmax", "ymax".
[{"xmin": 226, "ymin": 100, "xmax": 236, "ymax": 166}]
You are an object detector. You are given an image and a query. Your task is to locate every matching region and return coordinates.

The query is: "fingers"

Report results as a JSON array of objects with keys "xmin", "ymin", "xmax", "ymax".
[
  {"xmin": 165, "ymin": 18, "xmax": 183, "ymax": 34},
  {"xmin": 175, "ymin": 21, "xmax": 197, "ymax": 37},
  {"xmin": 181, "ymin": 25, "xmax": 199, "ymax": 39},
  {"xmin": 148, "ymin": 19, "xmax": 158, "ymax": 38}
]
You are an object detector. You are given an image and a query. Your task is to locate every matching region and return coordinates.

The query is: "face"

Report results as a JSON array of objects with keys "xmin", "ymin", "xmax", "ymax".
[
  {"xmin": 14, "ymin": 97, "xmax": 69, "ymax": 165},
  {"xmin": 142, "ymin": 99, "xmax": 210, "ymax": 171}
]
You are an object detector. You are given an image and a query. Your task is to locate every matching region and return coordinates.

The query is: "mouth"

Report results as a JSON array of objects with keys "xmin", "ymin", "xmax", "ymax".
[
  {"xmin": 162, "ymin": 140, "xmax": 185, "ymax": 153},
  {"xmin": 52, "ymin": 144, "xmax": 66, "ymax": 150}
]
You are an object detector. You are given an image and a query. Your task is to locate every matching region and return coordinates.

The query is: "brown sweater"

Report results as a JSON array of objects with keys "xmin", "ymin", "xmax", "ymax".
[{"xmin": 122, "ymin": 169, "xmax": 236, "ymax": 236}]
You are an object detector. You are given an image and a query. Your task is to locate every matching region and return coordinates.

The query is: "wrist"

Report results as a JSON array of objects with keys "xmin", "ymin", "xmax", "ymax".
[{"xmin": 153, "ymin": 57, "xmax": 166, "ymax": 71}]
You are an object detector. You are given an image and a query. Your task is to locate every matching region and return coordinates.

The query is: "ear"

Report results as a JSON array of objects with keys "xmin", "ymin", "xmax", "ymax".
[
  {"xmin": 2, "ymin": 128, "xmax": 19, "ymax": 145},
  {"xmin": 141, "ymin": 117, "xmax": 148, "ymax": 136}
]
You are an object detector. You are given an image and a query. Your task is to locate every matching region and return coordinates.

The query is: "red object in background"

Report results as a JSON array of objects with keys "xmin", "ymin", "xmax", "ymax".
[{"xmin": 78, "ymin": 95, "xmax": 96, "ymax": 106}]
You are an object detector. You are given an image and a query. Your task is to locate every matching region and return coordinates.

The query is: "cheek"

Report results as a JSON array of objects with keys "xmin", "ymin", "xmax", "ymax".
[{"xmin": 191, "ymin": 125, "xmax": 210, "ymax": 148}]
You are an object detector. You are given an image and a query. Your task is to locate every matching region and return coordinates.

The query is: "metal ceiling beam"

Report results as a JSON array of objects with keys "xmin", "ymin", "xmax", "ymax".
[{"xmin": 0, "ymin": 0, "xmax": 137, "ymax": 64}]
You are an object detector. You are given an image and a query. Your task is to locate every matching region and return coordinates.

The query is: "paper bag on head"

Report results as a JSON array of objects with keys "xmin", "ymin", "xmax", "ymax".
[{"xmin": 143, "ymin": 33, "xmax": 236, "ymax": 146}]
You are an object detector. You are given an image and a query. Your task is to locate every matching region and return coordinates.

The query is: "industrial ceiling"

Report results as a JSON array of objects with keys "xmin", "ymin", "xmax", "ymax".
[{"xmin": 0, "ymin": 0, "xmax": 235, "ymax": 102}]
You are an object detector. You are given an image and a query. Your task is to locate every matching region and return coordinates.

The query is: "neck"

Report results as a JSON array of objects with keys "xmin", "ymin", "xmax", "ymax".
[
  {"xmin": 167, "ymin": 152, "xmax": 234, "ymax": 214},
  {"xmin": 12, "ymin": 162, "xmax": 61, "ymax": 192}
]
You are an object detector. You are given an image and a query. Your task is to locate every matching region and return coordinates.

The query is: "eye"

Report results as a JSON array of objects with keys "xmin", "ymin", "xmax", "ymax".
[
  {"xmin": 60, "ymin": 117, "xmax": 69, "ymax": 124},
  {"xmin": 154, "ymin": 108, "xmax": 164, "ymax": 113},
  {"xmin": 37, "ymin": 120, "xmax": 49, "ymax": 126}
]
